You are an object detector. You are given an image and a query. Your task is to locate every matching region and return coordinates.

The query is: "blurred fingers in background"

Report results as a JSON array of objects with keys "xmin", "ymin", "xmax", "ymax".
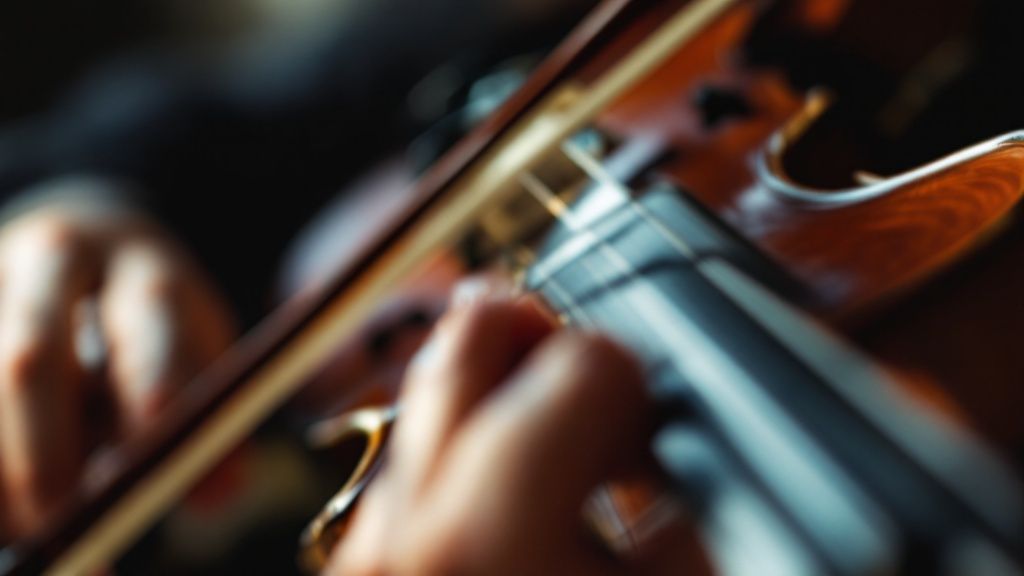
[{"xmin": 0, "ymin": 176, "xmax": 235, "ymax": 538}]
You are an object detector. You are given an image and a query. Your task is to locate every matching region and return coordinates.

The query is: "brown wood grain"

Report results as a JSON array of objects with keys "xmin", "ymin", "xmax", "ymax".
[{"xmin": 576, "ymin": 3, "xmax": 1024, "ymax": 451}]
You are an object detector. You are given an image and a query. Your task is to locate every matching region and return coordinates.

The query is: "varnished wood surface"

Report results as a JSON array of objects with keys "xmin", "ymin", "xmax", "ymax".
[
  {"xmin": 760, "ymin": 146, "xmax": 1024, "ymax": 313},
  {"xmin": 585, "ymin": 2, "xmax": 1024, "ymax": 315},
  {"xmin": 565, "ymin": 0, "xmax": 1024, "ymax": 451}
]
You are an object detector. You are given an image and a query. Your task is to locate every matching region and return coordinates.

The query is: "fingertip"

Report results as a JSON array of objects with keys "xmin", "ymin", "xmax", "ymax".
[
  {"xmin": 449, "ymin": 329, "xmax": 653, "ymax": 518},
  {"xmin": 532, "ymin": 331, "xmax": 650, "ymax": 428},
  {"xmin": 392, "ymin": 298, "xmax": 559, "ymax": 501},
  {"xmin": 514, "ymin": 292, "xmax": 561, "ymax": 329},
  {"xmin": 449, "ymin": 273, "xmax": 514, "ymax": 309},
  {"xmin": 406, "ymin": 297, "xmax": 554, "ymax": 384},
  {"xmin": 121, "ymin": 378, "xmax": 176, "ymax": 431}
]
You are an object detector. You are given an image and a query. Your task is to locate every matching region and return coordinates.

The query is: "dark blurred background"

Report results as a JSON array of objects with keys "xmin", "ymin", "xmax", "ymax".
[
  {"xmin": 0, "ymin": 0, "xmax": 1021, "ymax": 325},
  {"xmin": 0, "ymin": 0, "xmax": 596, "ymax": 324}
]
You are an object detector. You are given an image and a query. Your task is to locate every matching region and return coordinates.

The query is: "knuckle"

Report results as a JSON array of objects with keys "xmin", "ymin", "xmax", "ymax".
[
  {"xmin": 137, "ymin": 270, "xmax": 181, "ymax": 302},
  {"xmin": 0, "ymin": 339, "xmax": 49, "ymax": 394},
  {"xmin": 127, "ymin": 249, "xmax": 183, "ymax": 300},
  {"xmin": 4, "ymin": 464, "xmax": 45, "ymax": 502},
  {"xmin": 118, "ymin": 382, "xmax": 175, "ymax": 430},
  {"xmin": 443, "ymin": 300, "xmax": 520, "ymax": 356},
  {"xmin": 565, "ymin": 331, "xmax": 642, "ymax": 380},
  {"xmin": 411, "ymin": 301, "xmax": 508, "ymax": 374},
  {"xmin": 550, "ymin": 331, "xmax": 647, "ymax": 405},
  {"xmin": 333, "ymin": 554, "xmax": 388, "ymax": 576},
  {"xmin": 109, "ymin": 251, "xmax": 183, "ymax": 305},
  {"xmin": 397, "ymin": 525, "xmax": 469, "ymax": 576},
  {"xmin": 444, "ymin": 300, "xmax": 501, "ymax": 341},
  {"xmin": 9, "ymin": 213, "xmax": 82, "ymax": 254}
]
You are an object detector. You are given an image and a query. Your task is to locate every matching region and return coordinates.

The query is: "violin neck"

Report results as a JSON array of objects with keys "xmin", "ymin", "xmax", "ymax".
[{"xmin": 522, "ymin": 174, "xmax": 1024, "ymax": 573}]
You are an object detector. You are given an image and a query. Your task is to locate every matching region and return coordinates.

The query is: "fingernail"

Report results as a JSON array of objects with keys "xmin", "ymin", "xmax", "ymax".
[
  {"xmin": 74, "ymin": 298, "xmax": 106, "ymax": 371},
  {"xmin": 409, "ymin": 335, "xmax": 442, "ymax": 371},
  {"xmin": 449, "ymin": 274, "xmax": 516, "ymax": 309},
  {"xmin": 516, "ymin": 293, "xmax": 562, "ymax": 327}
]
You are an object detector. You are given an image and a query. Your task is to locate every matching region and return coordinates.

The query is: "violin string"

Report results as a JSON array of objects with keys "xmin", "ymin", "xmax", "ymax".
[
  {"xmin": 530, "ymin": 268, "xmax": 692, "ymax": 557},
  {"xmin": 559, "ymin": 140, "xmax": 699, "ymax": 262},
  {"xmin": 517, "ymin": 168, "xmax": 691, "ymax": 551},
  {"xmin": 517, "ymin": 169, "xmax": 674, "ymax": 321},
  {"xmin": 513, "ymin": 163, "xmax": 858, "ymax": 570},
  {"xmin": 516, "ymin": 215, "xmax": 672, "ymax": 557},
  {"xmin": 520, "ymin": 139, "xmax": 705, "ymax": 292},
  {"xmin": 516, "ymin": 148, "xmax": 701, "ymax": 357}
]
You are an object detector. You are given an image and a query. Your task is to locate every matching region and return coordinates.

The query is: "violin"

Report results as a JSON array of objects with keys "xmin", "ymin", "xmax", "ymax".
[{"xmin": 4, "ymin": 0, "xmax": 1024, "ymax": 573}]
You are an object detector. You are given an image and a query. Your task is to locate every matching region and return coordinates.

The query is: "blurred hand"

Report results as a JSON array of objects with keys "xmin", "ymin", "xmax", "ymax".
[
  {"xmin": 327, "ymin": 294, "xmax": 711, "ymax": 575},
  {"xmin": 0, "ymin": 177, "xmax": 236, "ymax": 538}
]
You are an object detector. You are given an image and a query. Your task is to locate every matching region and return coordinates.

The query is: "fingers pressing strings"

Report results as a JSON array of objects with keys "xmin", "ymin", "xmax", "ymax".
[
  {"xmin": 332, "ymin": 285, "xmax": 716, "ymax": 576},
  {"xmin": 412, "ymin": 331, "xmax": 652, "ymax": 576},
  {"xmin": 334, "ymin": 294, "xmax": 696, "ymax": 575},
  {"xmin": 388, "ymin": 295, "xmax": 555, "ymax": 499},
  {"xmin": 332, "ymin": 297, "xmax": 554, "ymax": 574}
]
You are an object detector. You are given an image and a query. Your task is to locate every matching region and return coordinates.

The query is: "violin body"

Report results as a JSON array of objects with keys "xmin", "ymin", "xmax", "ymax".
[
  {"xmin": 4, "ymin": 0, "xmax": 1024, "ymax": 574},
  {"xmin": 570, "ymin": 0, "xmax": 1024, "ymax": 451}
]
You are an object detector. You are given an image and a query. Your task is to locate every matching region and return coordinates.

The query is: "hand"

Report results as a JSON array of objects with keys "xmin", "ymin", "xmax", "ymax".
[
  {"xmin": 0, "ymin": 177, "xmax": 236, "ymax": 538},
  {"xmin": 327, "ymin": 295, "xmax": 712, "ymax": 575}
]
